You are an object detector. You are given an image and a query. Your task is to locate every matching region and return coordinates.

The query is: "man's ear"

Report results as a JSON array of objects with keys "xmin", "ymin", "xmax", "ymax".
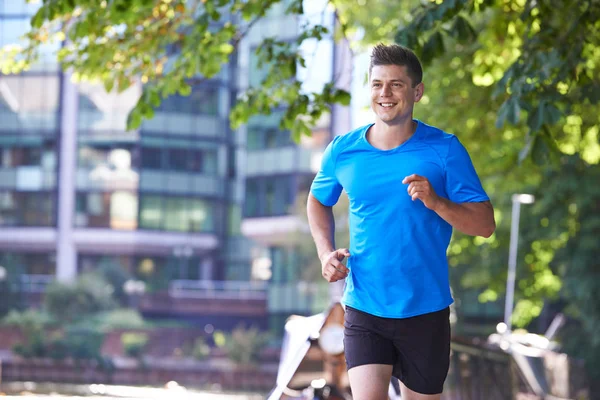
[{"xmin": 414, "ymin": 82, "xmax": 425, "ymax": 102}]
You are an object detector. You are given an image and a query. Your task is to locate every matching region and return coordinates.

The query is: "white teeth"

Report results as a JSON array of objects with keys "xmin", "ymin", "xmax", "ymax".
[{"xmin": 380, "ymin": 103, "xmax": 394, "ymax": 107}]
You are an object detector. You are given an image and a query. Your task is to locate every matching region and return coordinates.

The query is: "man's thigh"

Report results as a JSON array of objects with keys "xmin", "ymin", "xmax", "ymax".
[
  {"xmin": 344, "ymin": 306, "xmax": 397, "ymax": 399},
  {"xmin": 348, "ymin": 364, "xmax": 393, "ymax": 400},
  {"xmin": 392, "ymin": 307, "xmax": 451, "ymax": 396}
]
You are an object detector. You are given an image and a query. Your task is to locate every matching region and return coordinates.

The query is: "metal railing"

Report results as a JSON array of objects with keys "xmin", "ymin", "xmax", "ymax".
[
  {"xmin": 19, "ymin": 274, "xmax": 54, "ymax": 293},
  {"xmin": 168, "ymin": 279, "xmax": 268, "ymax": 300}
]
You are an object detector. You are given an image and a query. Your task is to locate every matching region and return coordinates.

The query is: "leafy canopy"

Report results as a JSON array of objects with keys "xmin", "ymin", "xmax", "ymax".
[{"xmin": 2, "ymin": 0, "xmax": 598, "ymax": 156}]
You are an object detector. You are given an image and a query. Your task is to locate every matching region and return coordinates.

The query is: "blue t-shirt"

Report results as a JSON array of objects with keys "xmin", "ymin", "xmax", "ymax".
[{"xmin": 310, "ymin": 120, "xmax": 489, "ymax": 318}]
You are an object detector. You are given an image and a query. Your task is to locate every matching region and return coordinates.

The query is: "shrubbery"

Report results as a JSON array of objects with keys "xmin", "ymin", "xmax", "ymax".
[
  {"xmin": 213, "ymin": 324, "xmax": 270, "ymax": 366},
  {"xmin": 2, "ymin": 268, "xmax": 146, "ymax": 362},
  {"xmin": 121, "ymin": 332, "xmax": 149, "ymax": 358}
]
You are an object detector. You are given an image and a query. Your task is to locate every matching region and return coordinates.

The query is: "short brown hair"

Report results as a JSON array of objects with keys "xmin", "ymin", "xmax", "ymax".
[{"xmin": 369, "ymin": 44, "xmax": 423, "ymax": 87}]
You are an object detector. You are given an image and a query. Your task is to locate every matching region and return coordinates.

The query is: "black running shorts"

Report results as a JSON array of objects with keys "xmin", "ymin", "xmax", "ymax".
[{"xmin": 343, "ymin": 305, "xmax": 451, "ymax": 395}]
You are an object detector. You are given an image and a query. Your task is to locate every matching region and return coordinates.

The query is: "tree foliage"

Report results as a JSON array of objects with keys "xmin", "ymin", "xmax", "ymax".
[
  {"xmin": 396, "ymin": 0, "xmax": 600, "ymax": 161},
  {"xmin": 0, "ymin": 0, "xmax": 350, "ymax": 140}
]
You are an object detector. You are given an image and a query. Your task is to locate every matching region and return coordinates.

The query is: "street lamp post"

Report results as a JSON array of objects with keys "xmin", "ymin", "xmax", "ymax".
[{"xmin": 504, "ymin": 193, "xmax": 535, "ymax": 333}]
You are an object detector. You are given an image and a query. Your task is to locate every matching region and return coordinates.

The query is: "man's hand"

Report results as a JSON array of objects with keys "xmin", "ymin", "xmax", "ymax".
[
  {"xmin": 402, "ymin": 174, "xmax": 441, "ymax": 210},
  {"xmin": 320, "ymin": 249, "xmax": 350, "ymax": 283}
]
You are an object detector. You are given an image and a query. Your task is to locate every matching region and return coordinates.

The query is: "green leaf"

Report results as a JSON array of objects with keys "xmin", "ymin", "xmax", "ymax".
[
  {"xmin": 395, "ymin": 29, "xmax": 418, "ymax": 50},
  {"xmin": 452, "ymin": 15, "xmax": 477, "ymax": 43},
  {"xmin": 126, "ymin": 108, "xmax": 142, "ymax": 130},
  {"xmin": 527, "ymin": 102, "xmax": 543, "ymax": 133},
  {"xmin": 518, "ymin": 131, "xmax": 535, "ymax": 163},
  {"xmin": 291, "ymin": 119, "xmax": 311, "ymax": 142},
  {"xmin": 421, "ymin": 31, "xmax": 445, "ymax": 64},
  {"xmin": 178, "ymin": 84, "xmax": 191, "ymax": 96},
  {"xmin": 495, "ymin": 99, "xmax": 509, "ymax": 129},
  {"xmin": 333, "ymin": 89, "xmax": 351, "ymax": 106},
  {"xmin": 499, "ymin": 96, "xmax": 521, "ymax": 126},
  {"xmin": 103, "ymin": 79, "xmax": 114, "ymax": 93},
  {"xmin": 544, "ymin": 103, "xmax": 561, "ymax": 125},
  {"xmin": 31, "ymin": 7, "xmax": 46, "ymax": 29},
  {"xmin": 148, "ymin": 91, "xmax": 161, "ymax": 108},
  {"xmin": 531, "ymin": 131, "xmax": 548, "ymax": 165}
]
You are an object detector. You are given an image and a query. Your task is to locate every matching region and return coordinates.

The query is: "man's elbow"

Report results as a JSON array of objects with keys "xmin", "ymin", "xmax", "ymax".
[{"xmin": 480, "ymin": 218, "xmax": 496, "ymax": 238}]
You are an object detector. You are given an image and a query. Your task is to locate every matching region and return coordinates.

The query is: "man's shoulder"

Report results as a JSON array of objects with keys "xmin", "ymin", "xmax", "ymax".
[
  {"xmin": 330, "ymin": 124, "xmax": 371, "ymax": 151},
  {"xmin": 418, "ymin": 120, "xmax": 456, "ymax": 143},
  {"xmin": 417, "ymin": 120, "xmax": 458, "ymax": 160}
]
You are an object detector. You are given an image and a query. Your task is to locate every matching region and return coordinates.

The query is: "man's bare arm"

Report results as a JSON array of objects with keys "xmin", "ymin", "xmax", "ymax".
[
  {"xmin": 307, "ymin": 193, "xmax": 336, "ymax": 258},
  {"xmin": 307, "ymin": 193, "xmax": 350, "ymax": 282},
  {"xmin": 403, "ymin": 174, "xmax": 496, "ymax": 238},
  {"xmin": 433, "ymin": 199, "xmax": 495, "ymax": 238}
]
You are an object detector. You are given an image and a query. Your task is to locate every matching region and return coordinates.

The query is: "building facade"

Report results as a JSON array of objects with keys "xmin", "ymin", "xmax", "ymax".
[
  {"xmin": 0, "ymin": 0, "xmax": 351, "ymax": 333},
  {"xmin": 237, "ymin": 0, "xmax": 352, "ymax": 332}
]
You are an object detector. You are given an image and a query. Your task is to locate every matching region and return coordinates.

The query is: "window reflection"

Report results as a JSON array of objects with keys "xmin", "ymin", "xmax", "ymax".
[
  {"xmin": 0, "ymin": 75, "xmax": 60, "ymax": 131},
  {"xmin": 0, "ymin": 16, "xmax": 59, "ymax": 70},
  {"xmin": 139, "ymin": 194, "xmax": 214, "ymax": 232},
  {"xmin": 247, "ymin": 127, "xmax": 292, "ymax": 150},
  {"xmin": 158, "ymin": 86, "xmax": 219, "ymax": 115},
  {"xmin": 77, "ymin": 82, "xmax": 142, "ymax": 133},
  {"xmin": 140, "ymin": 144, "xmax": 217, "ymax": 174},
  {"xmin": 0, "ymin": 0, "xmax": 40, "ymax": 16},
  {"xmin": 244, "ymin": 176, "xmax": 293, "ymax": 218},
  {"xmin": 0, "ymin": 190, "xmax": 54, "ymax": 226},
  {"xmin": 75, "ymin": 191, "xmax": 138, "ymax": 230},
  {"xmin": 0, "ymin": 251, "xmax": 56, "ymax": 275},
  {"xmin": 78, "ymin": 146, "xmax": 139, "ymax": 191}
]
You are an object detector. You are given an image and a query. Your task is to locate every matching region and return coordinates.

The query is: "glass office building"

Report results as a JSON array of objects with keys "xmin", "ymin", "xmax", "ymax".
[
  {"xmin": 0, "ymin": 0, "xmax": 61, "ymax": 278},
  {"xmin": 0, "ymin": 0, "xmax": 352, "ymax": 330},
  {"xmin": 237, "ymin": 0, "xmax": 352, "ymax": 330},
  {"xmin": 0, "ymin": 0, "xmax": 240, "ymax": 290}
]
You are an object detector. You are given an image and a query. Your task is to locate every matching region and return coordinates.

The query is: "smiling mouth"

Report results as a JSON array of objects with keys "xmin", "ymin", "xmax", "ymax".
[{"xmin": 378, "ymin": 103, "xmax": 396, "ymax": 108}]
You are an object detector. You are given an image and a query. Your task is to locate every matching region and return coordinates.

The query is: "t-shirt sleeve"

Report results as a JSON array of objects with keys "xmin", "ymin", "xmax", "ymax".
[
  {"xmin": 445, "ymin": 136, "xmax": 489, "ymax": 203},
  {"xmin": 310, "ymin": 137, "xmax": 343, "ymax": 206}
]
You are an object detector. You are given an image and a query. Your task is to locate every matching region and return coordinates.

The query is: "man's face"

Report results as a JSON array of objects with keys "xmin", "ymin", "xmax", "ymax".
[{"xmin": 370, "ymin": 64, "xmax": 423, "ymax": 124}]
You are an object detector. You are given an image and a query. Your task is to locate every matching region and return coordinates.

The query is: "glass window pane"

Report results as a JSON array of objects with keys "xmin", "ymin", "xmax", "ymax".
[
  {"xmin": 139, "ymin": 195, "xmax": 163, "ymax": 230},
  {"xmin": 189, "ymin": 198, "xmax": 212, "ymax": 232},
  {"xmin": 87, "ymin": 192, "xmax": 111, "ymax": 227},
  {"xmin": 141, "ymin": 147, "xmax": 163, "ymax": 169},
  {"xmin": 0, "ymin": 0, "xmax": 39, "ymax": 15},
  {"xmin": 244, "ymin": 180, "xmax": 259, "ymax": 217},
  {"xmin": 164, "ymin": 197, "xmax": 187, "ymax": 231},
  {"xmin": 167, "ymin": 148, "xmax": 188, "ymax": 171},
  {"xmin": 188, "ymin": 150, "xmax": 203, "ymax": 172},
  {"xmin": 0, "ymin": 191, "xmax": 54, "ymax": 226},
  {"xmin": 265, "ymin": 180, "xmax": 275, "ymax": 215},
  {"xmin": 110, "ymin": 191, "xmax": 138, "ymax": 230},
  {"xmin": 0, "ymin": 75, "xmax": 60, "ymax": 132},
  {"xmin": 203, "ymin": 150, "xmax": 218, "ymax": 175}
]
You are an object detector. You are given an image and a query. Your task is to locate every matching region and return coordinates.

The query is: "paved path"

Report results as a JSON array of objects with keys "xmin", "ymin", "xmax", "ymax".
[{"xmin": 0, "ymin": 383, "xmax": 264, "ymax": 399}]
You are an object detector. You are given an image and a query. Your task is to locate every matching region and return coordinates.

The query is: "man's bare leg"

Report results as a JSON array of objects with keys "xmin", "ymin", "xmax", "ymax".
[
  {"xmin": 399, "ymin": 380, "xmax": 442, "ymax": 400},
  {"xmin": 347, "ymin": 364, "xmax": 393, "ymax": 400}
]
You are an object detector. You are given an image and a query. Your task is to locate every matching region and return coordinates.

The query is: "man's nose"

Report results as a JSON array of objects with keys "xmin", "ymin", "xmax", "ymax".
[{"xmin": 380, "ymin": 84, "xmax": 392, "ymax": 96}]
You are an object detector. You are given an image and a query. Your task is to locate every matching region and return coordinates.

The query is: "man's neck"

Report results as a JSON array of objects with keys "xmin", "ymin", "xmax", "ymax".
[{"xmin": 368, "ymin": 117, "xmax": 417, "ymax": 150}]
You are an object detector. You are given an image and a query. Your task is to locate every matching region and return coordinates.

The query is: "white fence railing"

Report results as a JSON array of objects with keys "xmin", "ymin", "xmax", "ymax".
[
  {"xmin": 168, "ymin": 279, "xmax": 268, "ymax": 300},
  {"xmin": 19, "ymin": 274, "xmax": 54, "ymax": 293}
]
